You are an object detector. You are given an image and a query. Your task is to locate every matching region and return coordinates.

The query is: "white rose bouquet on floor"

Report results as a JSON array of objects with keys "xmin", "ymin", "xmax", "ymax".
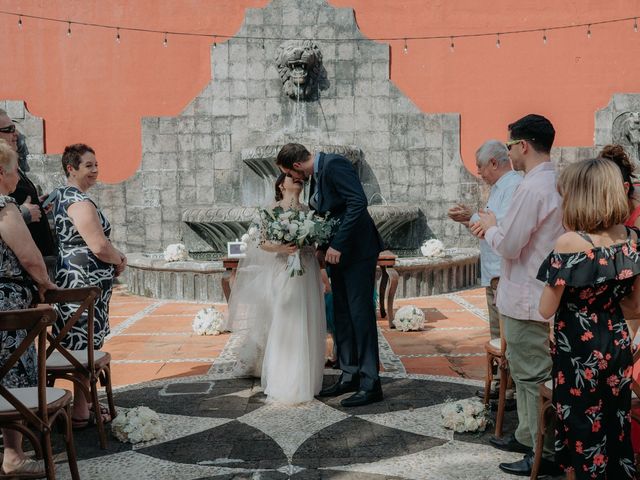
[
  {"xmin": 111, "ymin": 406, "xmax": 164, "ymax": 444},
  {"xmin": 243, "ymin": 206, "xmax": 338, "ymax": 276},
  {"xmin": 192, "ymin": 307, "xmax": 225, "ymax": 335},
  {"xmin": 393, "ymin": 305, "xmax": 425, "ymax": 331},
  {"xmin": 441, "ymin": 398, "xmax": 488, "ymax": 433}
]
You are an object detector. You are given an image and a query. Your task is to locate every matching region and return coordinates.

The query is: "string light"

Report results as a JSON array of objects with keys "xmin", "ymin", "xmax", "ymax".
[
  {"xmin": 17, "ymin": 15, "xmax": 22, "ymax": 30},
  {"xmin": 213, "ymin": 35, "xmax": 216, "ymax": 48},
  {"xmin": 403, "ymin": 38, "xmax": 408, "ymax": 54},
  {"xmin": 496, "ymin": 33, "xmax": 500, "ymax": 48},
  {"xmin": 449, "ymin": 36, "xmax": 455, "ymax": 52},
  {"xmin": 163, "ymin": 31, "xmax": 168, "ymax": 47},
  {"xmin": 262, "ymin": 38, "xmax": 265, "ymax": 50},
  {"xmin": 1, "ymin": 10, "xmax": 639, "ymax": 45},
  {"xmin": 543, "ymin": 29, "xmax": 547, "ymax": 44},
  {"xmin": 116, "ymin": 27, "xmax": 121, "ymax": 43}
]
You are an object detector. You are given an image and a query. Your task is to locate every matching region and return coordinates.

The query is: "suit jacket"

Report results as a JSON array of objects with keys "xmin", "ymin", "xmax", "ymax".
[
  {"xmin": 309, "ymin": 153, "xmax": 384, "ymax": 264},
  {"xmin": 10, "ymin": 169, "xmax": 56, "ymax": 257}
]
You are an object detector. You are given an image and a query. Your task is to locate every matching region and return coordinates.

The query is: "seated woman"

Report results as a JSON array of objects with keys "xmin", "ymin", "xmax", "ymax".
[
  {"xmin": 538, "ymin": 158, "xmax": 640, "ymax": 480},
  {"xmin": 52, "ymin": 144, "xmax": 126, "ymax": 428},
  {"xmin": 0, "ymin": 139, "xmax": 56, "ymax": 476}
]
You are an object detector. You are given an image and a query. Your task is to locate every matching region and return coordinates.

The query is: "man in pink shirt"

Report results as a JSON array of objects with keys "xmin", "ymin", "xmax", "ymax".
[{"xmin": 472, "ymin": 114, "xmax": 564, "ymax": 477}]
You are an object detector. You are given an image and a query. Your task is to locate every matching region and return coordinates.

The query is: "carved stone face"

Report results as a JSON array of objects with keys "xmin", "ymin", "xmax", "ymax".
[{"xmin": 276, "ymin": 40, "xmax": 328, "ymax": 100}]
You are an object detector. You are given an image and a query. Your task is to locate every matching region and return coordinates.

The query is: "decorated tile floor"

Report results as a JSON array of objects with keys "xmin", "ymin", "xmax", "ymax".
[{"xmin": 50, "ymin": 286, "xmax": 563, "ymax": 479}]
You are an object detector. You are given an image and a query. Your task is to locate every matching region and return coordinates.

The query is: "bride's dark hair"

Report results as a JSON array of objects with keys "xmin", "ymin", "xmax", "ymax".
[{"xmin": 274, "ymin": 172, "xmax": 286, "ymax": 201}]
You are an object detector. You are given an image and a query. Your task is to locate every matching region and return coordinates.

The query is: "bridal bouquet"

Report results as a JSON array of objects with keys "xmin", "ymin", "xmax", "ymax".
[
  {"xmin": 111, "ymin": 406, "xmax": 164, "ymax": 444},
  {"xmin": 244, "ymin": 207, "xmax": 337, "ymax": 276},
  {"xmin": 441, "ymin": 398, "xmax": 488, "ymax": 433}
]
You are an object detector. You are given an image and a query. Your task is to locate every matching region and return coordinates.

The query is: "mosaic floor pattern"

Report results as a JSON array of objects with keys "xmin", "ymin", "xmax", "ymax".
[{"xmin": 53, "ymin": 372, "xmax": 541, "ymax": 480}]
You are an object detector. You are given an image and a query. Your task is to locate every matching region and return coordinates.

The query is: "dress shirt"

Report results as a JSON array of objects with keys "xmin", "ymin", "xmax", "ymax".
[
  {"xmin": 470, "ymin": 170, "xmax": 522, "ymax": 286},
  {"xmin": 484, "ymin": 162, "xmax": 564, "ymax": 322}
]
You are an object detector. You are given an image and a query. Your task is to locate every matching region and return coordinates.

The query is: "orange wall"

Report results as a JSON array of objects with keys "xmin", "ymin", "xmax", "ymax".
[{"xmin": 2, "ymin": 0, "xmax": 640, "ymax": 182}]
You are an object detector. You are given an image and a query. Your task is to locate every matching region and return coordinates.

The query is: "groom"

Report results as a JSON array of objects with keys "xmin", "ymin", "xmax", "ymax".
[{"xmin": 276, "ymin": 143, "xmax": 385, "ymax": 407}]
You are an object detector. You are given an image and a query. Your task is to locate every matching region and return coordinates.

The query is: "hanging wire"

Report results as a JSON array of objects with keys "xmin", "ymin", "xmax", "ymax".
[{"xmin": 0, "ymin": 10, "xmax": 639, "ymax": 44}]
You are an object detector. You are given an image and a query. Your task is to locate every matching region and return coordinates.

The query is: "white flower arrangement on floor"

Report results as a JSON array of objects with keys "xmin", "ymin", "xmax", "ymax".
[
  {"xmin": 420, "ymin": 238, "xmax": 445, "ymax": 257},
  {"xmin": 192, "ymin": 306, "xmax": 225, "ymax": 335},
  {"xmin": 111, "ymin": 406, "xmax": 164, "ymax": 444},
  {"xmin": 441, "ymin": 398, "xmax": 488, "ymax": 433},
  {"xmin": 392, "ymin": 305, "xmax": 425, "ymax": 332},
  {"xmin": 163, "ymin": 243, "xmax": 189, "ymax": 262}
]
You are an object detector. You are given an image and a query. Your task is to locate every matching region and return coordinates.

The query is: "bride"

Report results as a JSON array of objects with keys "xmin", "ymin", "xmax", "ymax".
[{"xmin": 225, "ymin": 173, "xmax": 326, "ymax": 404}]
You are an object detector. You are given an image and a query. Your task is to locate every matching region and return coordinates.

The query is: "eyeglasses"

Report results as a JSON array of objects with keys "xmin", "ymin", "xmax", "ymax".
[
  {"xmin": 0, "ymin": 124, "xmax": 16, "ymax": 134},
  {"xmin": 505, "ymin": 137, "xmax": 536, "ymax": 151}
]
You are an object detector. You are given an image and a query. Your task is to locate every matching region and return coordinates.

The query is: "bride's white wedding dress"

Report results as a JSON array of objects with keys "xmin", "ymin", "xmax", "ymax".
[{"xmin": 225, "ymin": 237, "xmax": 326, "ymax": 405}]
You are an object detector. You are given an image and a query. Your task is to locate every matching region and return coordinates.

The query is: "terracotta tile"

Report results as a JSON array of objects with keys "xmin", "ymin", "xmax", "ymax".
[
  {"xmin": 383, "ymin": 328, "xmax": 488, "ymax": 356},
  {"xmin": 155, "ymin": 362, "xmax": 211, "ymax": 380},
  {"xmin": 109, "ymin": 302, "xmax": 157, "ymax": 317},
  {"xmin": 401, "ymin": 356, "xmax": 458, "ymax": 376},
  {"xmin": 110, "ymin": 362, "xmax": 163, "ymax": 387},
  {"xmin": 123, "ymin": 315, "xmax": 195, "ymax": 334},
  {"xmin": 151, "ymin": 303, "xmax": 212, "ymax": 315}
]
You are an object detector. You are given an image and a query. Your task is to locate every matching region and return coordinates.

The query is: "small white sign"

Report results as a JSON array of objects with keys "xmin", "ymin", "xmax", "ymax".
[{"xmin": 227, "ymin": 241, "xmax": 246, "ymax": 258}]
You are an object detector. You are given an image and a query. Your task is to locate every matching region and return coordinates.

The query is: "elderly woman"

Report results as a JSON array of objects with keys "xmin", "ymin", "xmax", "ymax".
[
  {"xmin": 0, "ymin": 139, "xmax": 56, "ymax": 476},
  {"xmin": 53, "ymin": 143, "xmax": 126, "ymax": 428}
]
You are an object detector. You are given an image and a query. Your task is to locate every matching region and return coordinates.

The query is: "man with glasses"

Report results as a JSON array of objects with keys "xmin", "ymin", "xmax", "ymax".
[
  {"xmin": 471, "ymin": 114, "xmax": 564, "ymax": 477},
  {"xmin": 0, "ymin": 109, "xmax": 55, "ymax": 260}
]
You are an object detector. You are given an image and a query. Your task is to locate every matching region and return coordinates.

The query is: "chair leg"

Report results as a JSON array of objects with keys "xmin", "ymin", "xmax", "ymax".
[
  {"xmin": 530, "ymin": 394, "xmax": 549, "ymax": 480},
  {"xmin": 494, "ymin": 364, "xmax": 508, "ymax": 437},
  {"xmin": 101, "ymin": 365, "xmax": 117, "ymax": 420},
  {"xmin": 90, "ymin": 376, "xmax": 108, "ymax": 449},
  {"xmin": 483, "ymin": 354, "xmax": 494, "ymax": 407},
  {"xmin": 63, "ymin": 405, "xmax": 81, "ymax": 480},
  {"xmin": 42, "ymin": 429, "xmax": 56, "ymax": 480}
]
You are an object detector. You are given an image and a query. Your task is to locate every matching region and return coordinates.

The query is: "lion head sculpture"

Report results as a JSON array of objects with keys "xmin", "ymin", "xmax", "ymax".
[
  {"xmin": 275, "ymin": 40, "xmax": 329, "ymax": 100},
  {"xmin": 613, "ymin": 112, "xmax": 640, "ymax": 162}
]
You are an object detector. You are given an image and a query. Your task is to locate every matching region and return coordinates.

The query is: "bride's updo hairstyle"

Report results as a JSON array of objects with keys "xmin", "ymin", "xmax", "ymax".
[
  {"xmin": 274, "ymin": 172, "xmax": 286, "ymax": 201},
  {"xmin": 599, "ymin": 144, "xmax": 636, "ymax": 200},
  {"xmin": 558, "ymin": 158, "xmax": 628, "ymax": 233}
]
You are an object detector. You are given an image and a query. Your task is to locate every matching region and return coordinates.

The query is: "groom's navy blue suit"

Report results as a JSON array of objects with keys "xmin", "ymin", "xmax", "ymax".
[{"xmin": 309, "ymin": 152, "xmax": 385, "ymax": 391}]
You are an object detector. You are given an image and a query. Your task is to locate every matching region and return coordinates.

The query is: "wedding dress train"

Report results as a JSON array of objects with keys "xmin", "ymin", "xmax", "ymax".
[{"xmin": 225, "ymin": 244, "xmax": 326, "ymax": 404}]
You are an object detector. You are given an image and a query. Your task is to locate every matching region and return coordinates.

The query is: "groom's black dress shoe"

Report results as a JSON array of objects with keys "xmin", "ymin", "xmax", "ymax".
[
  {"xmin": 498, "ymin": 452, "xmax": 562, "ymax": 477},
  {"xmin": 340, "ymin": 388, "xmax": 383, "ymax": 407},
  {"xmin": 489, "ymin": 433, "xmax": 531, "ymax": 454},
  {"xmin": 317, "ymin": 379, "xmax": 359, "ymax": 397}
]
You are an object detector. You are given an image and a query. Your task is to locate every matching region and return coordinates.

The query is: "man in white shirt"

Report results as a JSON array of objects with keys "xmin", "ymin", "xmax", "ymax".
[{"xmin": 472, "ymin": 114, "xmax": 564, "ymax": 477}]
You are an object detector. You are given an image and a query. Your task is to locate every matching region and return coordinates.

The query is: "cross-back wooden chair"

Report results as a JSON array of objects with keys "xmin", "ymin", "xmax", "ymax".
[
  {"xmin": 482, "ymin": 317, "xmax": 512, "ymax": 437},
  {"xmin": 0, "ymin": 305, "xmax": 79, "ymax": 480},
  {"xmin": 44, "ymin": 287, "xmax": 116, "ymax": 449}
]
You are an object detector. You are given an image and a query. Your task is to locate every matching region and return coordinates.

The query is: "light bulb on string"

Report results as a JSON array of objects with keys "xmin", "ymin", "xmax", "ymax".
[
  {"xmin": 587, "ymin": 24, "xmax": 591, "ymax": 38},
  {"xmin": 163, "ymin": 32, "xmax": 168, "ymax": 47},
  {"xmin": 403, "ymin": 38, "xmax": 408, "ymax": 54},
  {"xmin": 17, "ymin": 16, "xmax": 22, "ymax": 30},
  {"xmin": 213, "ymin": 35, "xmax": 217, "ymax": 48},
  {"xmin": 449, "ymin": 36, "xmax": 455, "ymax": 52},
  {"xmin": 116, "ymin": 28, "xmax": 121, "ymax": 44},
  {"xmin": 67, "ymin": 21, "xmax": 72, "ymax": 37},
  {"xmin": 634, "ymin": 18, "xmax": 638, "ymax": 33},
  {"xmin": 496, "ymin": 33, "xmax": 501, "ymax": 48},
  {"xmin": 543, "ymin": 30, "xmax": 547, "ymax": 45},
  {"xmin": 262, "ymin": 38, "xmax": 265, "ymax": 50}
]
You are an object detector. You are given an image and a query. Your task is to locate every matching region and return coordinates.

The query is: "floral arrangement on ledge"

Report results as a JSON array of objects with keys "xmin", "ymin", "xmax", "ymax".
[
  {"xmin": 111, "ymin": 406, "xmax": 164, "ymax": 444},
  {"xmin": 441, "ymin": 398, "xmax": 488, "ymax": 433},
  {"xmin": 192, "ymin": 307, "xmax": 225, "ymax": 336},
  {"xmin": 392, "ymin": 305, "xmax": 425, "ymax": 332},
  {"xmin": 163, "ymin": 243, "xmax": 189, "ymax": 262},
  {"xmin": 420, "ymin": 238, "xmax": 445, "ymax": 258}
]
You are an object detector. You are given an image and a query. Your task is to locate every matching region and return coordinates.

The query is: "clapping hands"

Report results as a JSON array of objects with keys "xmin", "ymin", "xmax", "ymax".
[
  {"xmin": 447, "ymin": 203, "xmax": 473, "ymax": 225},
  {"xmin": 469, "ymin": 210, "xmax": 497, "ymax": 239}
]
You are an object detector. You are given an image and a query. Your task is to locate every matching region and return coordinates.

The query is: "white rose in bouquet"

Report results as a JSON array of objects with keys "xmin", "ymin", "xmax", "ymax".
[
  {"xmin": 163, "ymin": 243, "xmax": 189, "ymax": 262},
  {"xmin": 112, "ymin": 406, "xmax": 164, "ymax": 444},
  {"xmin": 441, "ymin": 398, "xmax": 488, "ymax": 433},
  {"xmin": 420, "ymin": 238, "xmax": 445, "ymax": 258},
  {"xmin": 392, "ymin": 305, "xmax": 425, "ymax": 332},
  {"xmin": 192, "ymin": 307, "xmax": 225, "ymax": 335}
]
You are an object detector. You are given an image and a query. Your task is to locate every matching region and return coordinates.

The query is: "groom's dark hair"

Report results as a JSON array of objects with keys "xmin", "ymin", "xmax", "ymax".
[{"xmin": 276, "ymin": 143, "xmax": 310, "ymax": 169}]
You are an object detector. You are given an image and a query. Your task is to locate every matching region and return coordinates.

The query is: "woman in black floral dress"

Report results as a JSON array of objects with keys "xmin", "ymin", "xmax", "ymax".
[
  {"xmin": 538, "ymin": 158, "xmax": 640, "ymax": 479},
  {"xmin": 53, "ymin": 144, "xmax": 127, "ymax": 427},
  {"xmin": 0, "ymin": 139, "xmax": 56, "ymax": 476}
]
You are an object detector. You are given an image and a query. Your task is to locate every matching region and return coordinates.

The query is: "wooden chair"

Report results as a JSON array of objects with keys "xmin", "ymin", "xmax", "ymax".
[
  {"xmin": 530, "ymin": 379, "xmax": 554, "ymax": 480},
  {"xmin": 483, "ymin": 320, "xmax": 511, "ymax": 437},
  {"xmin": 44, "ymin": 287, "xmax": 116, "ymax": 449},
  {"xmin": 0, "ymin": 305, "xmax": 79, "ymax": 480}
]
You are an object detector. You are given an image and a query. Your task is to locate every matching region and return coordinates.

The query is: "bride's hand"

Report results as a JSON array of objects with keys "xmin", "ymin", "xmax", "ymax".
[{"xmin": 281, "ymin": 244, "xmax": 298, "ymax": 255}]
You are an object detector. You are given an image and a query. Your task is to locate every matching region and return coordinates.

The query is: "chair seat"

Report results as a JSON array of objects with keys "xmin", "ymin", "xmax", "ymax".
[
  {"xmin": 47, "ymin": 350, "xmax": 110, "ymax": 370},
  {"xmin": 484, "ymin": 337, "xmax": 503, "ymax": 354},
  {"xmin": 0, "ymin": 387, "xmax": 69, "ymax": 413}
]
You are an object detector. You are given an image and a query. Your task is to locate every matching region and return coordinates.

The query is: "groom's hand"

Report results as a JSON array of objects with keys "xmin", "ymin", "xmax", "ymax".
[{"xmin": 325, "ymin": 247, "xmax": 341, "ymax": 264}]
